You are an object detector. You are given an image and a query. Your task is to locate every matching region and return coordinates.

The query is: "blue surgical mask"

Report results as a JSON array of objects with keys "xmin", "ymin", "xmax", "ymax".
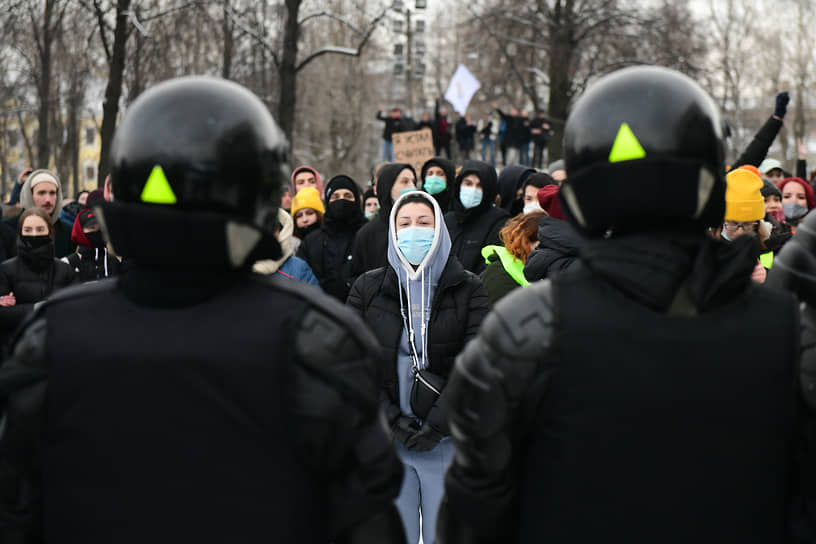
[
  {"xmin": 459, "ymin": 186, "xmax": 483, "ymax": 209},
  {"xmin": 365, "ymin": 210, "xmax": 376, "ymax": 220},
  {"xmin": 400, "ymin": 187, "xmax": 417, "ymax": 197},
  {"xmin": 424, "ymin": 175, "xmax": 446, "ymax": 195},
  {"xmin": 397, "ymin": 226, "xmax": 435, "ymax": 265}
]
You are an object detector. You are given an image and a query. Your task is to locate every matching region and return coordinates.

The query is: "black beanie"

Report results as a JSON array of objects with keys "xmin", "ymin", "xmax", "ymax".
[
  {"xmin": 761, "ymin": 177, "xmax": 782, "ymax": 199},
  {"xmin": 325, "ymin": 175, "xmax": 360, "ymax": 203}
]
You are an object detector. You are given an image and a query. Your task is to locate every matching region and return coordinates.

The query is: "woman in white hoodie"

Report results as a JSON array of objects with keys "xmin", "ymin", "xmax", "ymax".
[{"xmin": 347, "ymin": 191, "xmax": 489, "ymax": 543}]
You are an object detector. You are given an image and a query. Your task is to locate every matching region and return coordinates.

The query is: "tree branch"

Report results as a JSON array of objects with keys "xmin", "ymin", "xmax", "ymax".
[
  {"xmin": 298, "ymin": 10, "xmax": 365, "ymax": 35},
  {"xmin": 223, "ymin": 2, "xmax": 280, "ymax": 67},
  {"xmin": 294, "ymin": 5, "xmax": 388, "ymax": 73}
]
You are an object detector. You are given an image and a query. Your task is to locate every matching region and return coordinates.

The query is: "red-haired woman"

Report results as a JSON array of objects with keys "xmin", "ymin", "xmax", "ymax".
[{"xmin": 480, "ymin": 211, "xmax": 547, "ymax": 304}]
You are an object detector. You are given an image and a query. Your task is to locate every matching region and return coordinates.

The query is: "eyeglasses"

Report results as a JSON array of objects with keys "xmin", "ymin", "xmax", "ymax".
[{"xmin": 723, "ymin": 221, "xmax": 759, "ymax": 233}]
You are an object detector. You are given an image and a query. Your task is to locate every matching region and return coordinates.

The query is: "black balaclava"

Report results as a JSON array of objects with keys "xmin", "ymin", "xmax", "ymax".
[
  {"xmin": 18, "ymin": 235, "xmax": 55, "ymax": 272},
  {"xmin": 324, "ymin": 175, "xmax": 365, "ymax": 229}
]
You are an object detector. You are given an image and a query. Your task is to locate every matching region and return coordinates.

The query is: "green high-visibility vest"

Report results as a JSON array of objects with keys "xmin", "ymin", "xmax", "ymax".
[
  {"xmin": 482, "ymin": 245, "xmax": 530, "ymax": 287},
  {"xmin": 760, "ymin": 251, "xmax": 774, "ymax": 269}
]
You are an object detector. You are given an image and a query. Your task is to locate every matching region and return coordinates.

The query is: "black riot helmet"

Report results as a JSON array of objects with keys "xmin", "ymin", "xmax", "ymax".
[
  {"xmin": 103, "ymin": 76, "xmax": 288, "ymax": 268},
  {"xmin": 560, "ymin": 66, "xmax": 726, "ymax": 236}
]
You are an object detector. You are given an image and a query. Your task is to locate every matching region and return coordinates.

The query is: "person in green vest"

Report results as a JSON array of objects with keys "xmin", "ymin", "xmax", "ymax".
[{"xmin": 480, "ymin": 211, "xmax": 546, "ymax": 304}]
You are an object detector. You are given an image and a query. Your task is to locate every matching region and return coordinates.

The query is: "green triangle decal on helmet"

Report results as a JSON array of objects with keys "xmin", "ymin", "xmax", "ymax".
[
  {"xmin": 608, "ymin": 123, "xmax": 646, "ymax": 163},
  {"xmin": 141, "ymin": 165, "xmax": 178, "ymax": 204}
]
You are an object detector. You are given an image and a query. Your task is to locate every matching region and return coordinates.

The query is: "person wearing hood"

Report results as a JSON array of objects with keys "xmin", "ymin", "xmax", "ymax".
[
  {"xmin": 420, "ymin": 156, "xmax": 455, "ymax": 212},
  {"xmin": 298, "ymin": 175, "xmax": 366, "ymax": 300},
  {"xmin": 480, "ymin": 211, "xmax": 546, "ymax": 304},
  {"xmin": 445, "ymin": 160, "xmax": 510, "ymax": 274},
  {"xmin": 290, "ymin": 165, "xmax": 324, "ymax": 198},
  {"xmin": 63, "ymin": 208, "xmax": 121, "ymax": 282},
  {"xmin": 254, "ymin": 208, "xmax": 319, "ymax": 286},
  {"xmin": 496, "ymin": 164, "xmax": 536, "ymax": 215},
  {"xmin": 7, "ymin": 169, "xmax": 74, "ymax": 258},
  {"xmin": 0, "ymin": 207, "xmax": 76, "ymax": 344},
  {"xmin": 350, "ymin": 163, "xmax": 416, "ymax": 279},
  {"xmin": 523, "ymin": 184, "xmax": 583, "ymax": 282},
  {"xmin": 347, "ymin": 191, "xmax": 489, "ymax": 544},
  {"xmin": 520, "ymin": 172, "xmax": 556, "ymax": 214},
  {"xmin": 363, "ymin": 187, "xmax": 379, "ymax": 220}
]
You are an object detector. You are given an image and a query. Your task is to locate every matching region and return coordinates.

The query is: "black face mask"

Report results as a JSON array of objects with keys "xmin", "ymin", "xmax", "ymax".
[
  {"xmin": 296, "ymin": 222, "xmax": 321, "ymax": 239},
  {"xmin": 18, "ymin": 235, "xmax": 54, "ymax": 272},
  {"xmin": 85, "ymin": 230, "xmax": 106, "ymax": 249},
  {"xmin": 327, "ymin": 199, "xmax": 362, "ymax": 224}
]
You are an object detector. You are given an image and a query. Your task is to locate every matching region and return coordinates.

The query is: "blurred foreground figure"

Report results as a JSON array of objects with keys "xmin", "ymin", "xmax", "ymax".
[
  {"xmin": 437, "ymin": 66, "xmax": 811, "ymax": 543},
  {"xmin": 0, "ymin": 77, "xmax": 405, "ymax": 544}
]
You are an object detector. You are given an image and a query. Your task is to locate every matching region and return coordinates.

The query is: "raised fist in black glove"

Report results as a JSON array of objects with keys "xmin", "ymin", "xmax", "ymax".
[
  {"xmin": 775, "ymin": 92, "xmax": 789, "ymax": 119},
  {"xmin": 404, "ymin": 421, "xmax": 444, "ymax": 451}
]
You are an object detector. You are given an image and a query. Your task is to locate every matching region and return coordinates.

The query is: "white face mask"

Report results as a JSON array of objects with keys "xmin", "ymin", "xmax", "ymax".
[{"xmin": 523, "ymin": 201, "xmax": 543, "ymax": 214}]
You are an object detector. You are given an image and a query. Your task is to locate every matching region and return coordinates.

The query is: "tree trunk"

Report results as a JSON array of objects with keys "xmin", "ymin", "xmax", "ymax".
[
  {"xmin": 547, "ymin": 31, "xmax": 572, "ymax": 162},
  {"xmin": 277, "ymin": 0, "xmax": 302, "ymax": 148},
  {"xmin": 221, "ymin": 1, "xmax": 234, "ymax": 79},
  {"xmin": 97, "ymin": 0, "xmax": 131, "ymax": 187},
  {"xmin": 36, "ymin": 0, "xmax": 56, "ymax": 168}
]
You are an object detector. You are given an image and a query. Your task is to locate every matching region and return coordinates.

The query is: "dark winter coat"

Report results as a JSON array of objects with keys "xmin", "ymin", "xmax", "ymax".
[
  {"xmin": 524, "ymin": 216, "xmax": 583, "ymax": 282},
  {"xmin": 65, "ymin": 246, "xmax": 121, "ymax": 283},
  {"xmin": 444, "ymin": 160, "xmax": 509, "ymax": 275},
  {"xmin": 351, "ymin": 163, "xmax": 415, "ymax": 279},
  {"xmin": 347, "ymin": 256, "xmax": 489, "ymax": 434},
  {"xmin": 298, "ymin": 194, "xmax": 367, "ymax": 302},
  {"xmin": 0, "ymin": 254, "xmax": 76, "ymax": 346},
  {"xmin": 434, "ymin": 99, "xmax": 451, "ymax": 145},
  {"xmin": 480, "ymin": 253, "xmax": 522, "ymax": 305},
  {"xmin": 376, "ymin": 111, "xmax": 404, "ymax": 142}
]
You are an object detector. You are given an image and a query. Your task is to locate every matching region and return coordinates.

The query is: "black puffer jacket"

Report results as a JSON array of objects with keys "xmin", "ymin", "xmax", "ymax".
[
  {"xmin": 444, "ymin": 160, "xmax": 509, "ymax": 275},
  {"xmin": 0, "ymin": 255, "xmax": 76, "ymax": 346},
  {"xmin": 298, "ymin": 176, "xmax": 367, "ymax": 302},
  {"xmin": 524, "ymin": 216, "xmax": 583, "ymax": 282},
  {"xmin": 346, "ymin": 257, "xmax": 489, "ymax": 435}
]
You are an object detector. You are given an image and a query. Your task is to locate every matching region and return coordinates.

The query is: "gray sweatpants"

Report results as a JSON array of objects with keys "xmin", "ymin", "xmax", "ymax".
[{"xmin": 394, "ymin": 438, "xmax": 455, "ymax": 544}]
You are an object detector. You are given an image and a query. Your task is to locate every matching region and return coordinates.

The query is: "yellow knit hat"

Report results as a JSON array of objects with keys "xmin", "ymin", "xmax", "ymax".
[
  {"xmin": 725, "ymin": 169, "xmax": 764, "ymax": 222},
  {"xmin": 290, "ymin": 186, "xmax": 325, "ymax": 217}
]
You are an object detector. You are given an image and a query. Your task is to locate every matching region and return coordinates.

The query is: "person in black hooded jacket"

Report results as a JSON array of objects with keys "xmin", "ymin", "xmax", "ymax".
[
  {"xmin": 420, "ymin": 156, "xmax": 455, "ymax": 212},
  {"xmin": 63, "ymin": 208, "xmax": 121, "ymax": 282},
  {"xmin": 298, "ymin": 175, "xmax": 368, "ymax": 302},
  {"xmin": 444, "ymin": 160, "xmax": 509, "ymax": 275},
  {"xmin": 496, "ymin": 164, "xmax": 536, "ymax": 216},
  {"xmin": 350, "ymin": 163, "xmax": 416, "ymax": 281},
  {"xmin": 0, "ymin": 208, "xmax": 76, "ymax": 346}
]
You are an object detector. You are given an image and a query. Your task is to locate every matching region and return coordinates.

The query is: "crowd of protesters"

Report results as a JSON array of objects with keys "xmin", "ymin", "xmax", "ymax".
[
  {"xmin": 2, "ymin": 69, "xmax": 816, "ymax": 544},
  {"xmin": 376, "ymin": 97, "xmax": 553, "ymax": 169}
]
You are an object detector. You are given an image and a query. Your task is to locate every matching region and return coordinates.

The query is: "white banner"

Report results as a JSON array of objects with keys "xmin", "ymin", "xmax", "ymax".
[{"xmin": 444, "ymin": 64, "xmax": 481, "ymax": 115}]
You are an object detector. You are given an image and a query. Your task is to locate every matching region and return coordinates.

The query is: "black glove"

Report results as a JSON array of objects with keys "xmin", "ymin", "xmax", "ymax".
[
  {"xmin": 404, "ymin": 422, "xmax": 444, "ymax": 451},
  {"xmin": 391, "ymin": 415, "xmax": 420, "ymax": 444},
  {"xmin": 775, "ymin": 92, "xmax": 790, "ymax": 118}
]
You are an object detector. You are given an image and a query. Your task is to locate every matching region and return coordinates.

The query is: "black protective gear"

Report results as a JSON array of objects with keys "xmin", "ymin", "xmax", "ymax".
[
  {"xmin": 0, "ymin": 277, "xmax": 407, "ymax": 544},
  {"xmin": 105, "ymin": 76, "xmax": 288, "ymax": 268},
  {"xmin": 768, "ymin": 212, "xmax": 816, "ymax": 409},
  {"xmin": 561, "ymin": 66, "xmax": 726, "ymax": 235}
]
